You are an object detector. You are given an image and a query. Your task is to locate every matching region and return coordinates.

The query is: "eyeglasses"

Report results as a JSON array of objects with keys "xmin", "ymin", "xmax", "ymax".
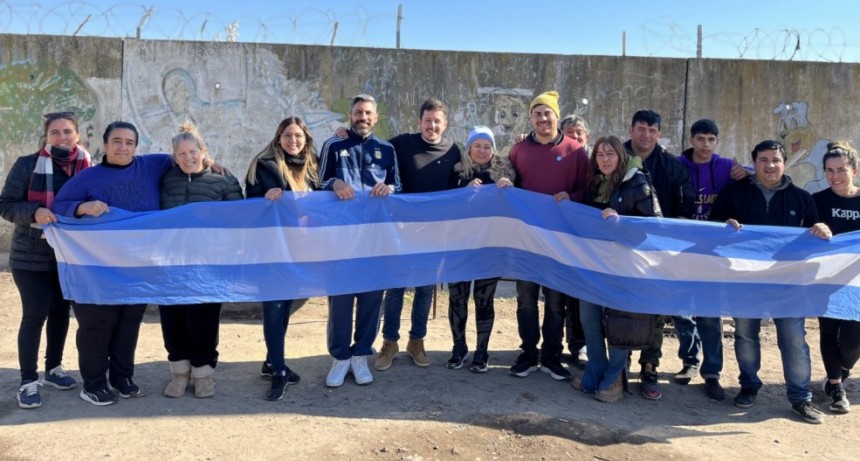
[{"xmin": 43, "ymin": 111, "xmax": 77, "ymax": 121}]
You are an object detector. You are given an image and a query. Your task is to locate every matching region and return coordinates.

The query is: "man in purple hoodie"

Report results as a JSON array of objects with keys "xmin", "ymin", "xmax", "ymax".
[{"xmin": 675, "ymin": 118, "xmax": 748, "ymax": 401}]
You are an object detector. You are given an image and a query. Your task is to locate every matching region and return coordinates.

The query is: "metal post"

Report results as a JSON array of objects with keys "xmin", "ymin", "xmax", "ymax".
[
  {"xmin": 396, "ymin": 4, "xmax": 403, "ymax": 49},
  {"xmin": 697, "ymin": 24, "xmax": 702, "ymax": 58}
]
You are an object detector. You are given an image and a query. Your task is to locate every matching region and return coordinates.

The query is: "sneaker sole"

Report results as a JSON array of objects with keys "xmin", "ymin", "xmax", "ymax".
[
  {"xmin": 42, "ymin": 379, "xmax": 76, "ymax": 390},
  {"xmin": 793, "ymin": 409, "xmax": 824, "ymax": 424},
  {"xmin": 734, "ymin": 401, "xmax": 754, "ymax": 409},
  {"xmin": 469, "ymin": 365, "xmax": 489, "ymax": 373},
  {"xmin": 830, "ymin": 404, "xmax": 850, "ymax": 414},
  {"xmin": 265, "ymin": 387, "xmax": 286, "ymax": 401},
  {"xmin": 79, "ymin": 390, "xmax": 117, "ymax": 406},
  {"xmin": 17, "ymin": 397, "xmax": 41, "ymax": 409},
  {"xmin": 509, "ymin": 366, "xmax": 539, "ymax": 378},
  {"xmin": 447, "ymin": 352, "xmax": 469, "ymax": 370},
  {"xmin": 540, "ymin": 367, "xmax": 571, "ymax": 381}
]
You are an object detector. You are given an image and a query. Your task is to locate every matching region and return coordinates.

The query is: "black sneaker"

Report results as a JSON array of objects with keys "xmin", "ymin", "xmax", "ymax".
[
  {"xmin": 110, "ymin": 378, "xmax": 143, "ymax": 398},
  {"xmin": 823, "ymin": 379, "xmax": 836, "ymax": 396},
  {"xmin": 447, "ymin": 348, "xmax": 469, "ymax": 370},
  {"xmin": 540, "ymin": 357, "xmax": 571, "ymax": 381},
  {"xmin": 733, "ymin": 387, "xmax": 758, "ymax": 409},
  {"xmin": 673, "ymin": 364, "xmax": 700, "ymax": 385},
  {"xmin": 260, "ymin": 361, "xmax": 273, "ymax": 380},
  {"xmin": 704, "ymin": 378, "xmax": 726, "ymax": 401},
  {"xmin": 265, "ymin": 373, "xmax": 288, "ymax": 401},
  {"xmin": 470, "ymin": 351, "xmax": 489, "ymax": 373},
  {"xmin": 283, "ymin": 366, "xmax": 301, "ymax": 385},
  {"xmin": 792, "ymin": 400, "xmax": 825, "ymax": 424},
  {"xmin": 830, "ymin": 383, "xmax": 850, "ymax": 413},
  {"xmin": 509, "ymin": 352, "xmax": 539, "ymax": 378},
  {"xmin": 80, "ymin": 387, "xmax": 118, "ymax": 406}
]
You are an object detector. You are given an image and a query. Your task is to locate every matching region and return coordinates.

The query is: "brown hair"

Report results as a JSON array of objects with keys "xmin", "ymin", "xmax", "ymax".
[
  {"xmin": 586, "ymin": 136, "xmax": 630, "ymax": 196},
  {"xmin": 246, "ymin": 116, "xmax": 319, "ymax": 192}
]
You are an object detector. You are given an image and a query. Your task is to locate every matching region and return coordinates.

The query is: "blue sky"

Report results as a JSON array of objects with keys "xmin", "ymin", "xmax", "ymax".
[{"xmin": 2, "ymin": 0, "xmax": 858, "ymax": 62}]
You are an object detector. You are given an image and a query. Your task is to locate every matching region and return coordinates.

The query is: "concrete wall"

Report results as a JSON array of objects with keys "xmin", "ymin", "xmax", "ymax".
[{"xmin": 1, "ymin": 34, "xmax": 856, "ymax": 252}]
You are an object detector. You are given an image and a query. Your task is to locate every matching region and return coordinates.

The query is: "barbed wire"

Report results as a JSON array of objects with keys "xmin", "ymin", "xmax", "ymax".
[
  {"xmin": 0, "ymin": 1, "xmax": 393, "ymax": 46},
  {"xmin": 642, "ymin": 16, "xmax": 852, "ymax": 62},
  {"xmin": 0, "ymin": 1, "xmax": 855, "ymax": 61}
]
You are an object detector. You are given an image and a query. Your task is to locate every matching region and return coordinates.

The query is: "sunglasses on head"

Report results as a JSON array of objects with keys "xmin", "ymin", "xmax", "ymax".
[{"xmin": 43, "ymin": 111, "xmax": 77, "ymax": 121}]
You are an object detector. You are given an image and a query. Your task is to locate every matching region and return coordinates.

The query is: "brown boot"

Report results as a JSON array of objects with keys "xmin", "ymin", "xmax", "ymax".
[
  {"xmin": 164, "ymin": 360, "xmax": 190, "ymax": 398},
  {"xmin": 191, "ymin": 365, "xmax": 215, "ymax": 398},
  {"xmin": 596, "ymin": 374, "xmax": 625, "ymax": 403},
  {"xmin": 406, "ymin": 339, "xmax": 430, "ymax": 367},
  {"xmin": 375, "ymin": 340, "xmax": 399, "ymax": 371}
]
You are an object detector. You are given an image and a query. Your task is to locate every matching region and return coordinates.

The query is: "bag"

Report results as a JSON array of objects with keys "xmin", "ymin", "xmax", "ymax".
[{"xmin": 603, "ymin": 308, "xmax": 657, "ymax": 350}]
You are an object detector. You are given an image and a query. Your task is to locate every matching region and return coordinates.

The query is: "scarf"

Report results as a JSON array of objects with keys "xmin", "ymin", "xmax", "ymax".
[{"xmin": 28, "ymin": 144, "xmax": 93, "ymax": 208}]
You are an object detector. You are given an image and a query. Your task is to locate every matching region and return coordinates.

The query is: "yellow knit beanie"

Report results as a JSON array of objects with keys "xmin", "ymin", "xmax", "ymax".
[{"xmin": 529, "ymin": 91, "xmax": 560, "ymax": 118}]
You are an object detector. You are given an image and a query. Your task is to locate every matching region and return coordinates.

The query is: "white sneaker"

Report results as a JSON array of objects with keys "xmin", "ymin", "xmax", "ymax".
[
  {"xmin": 350, "ymin": 355, "xmax": 373, "ymax": 385},
  {"xmin": 326, "ymin": 359, "xmax": 350, "ymax": 388}
]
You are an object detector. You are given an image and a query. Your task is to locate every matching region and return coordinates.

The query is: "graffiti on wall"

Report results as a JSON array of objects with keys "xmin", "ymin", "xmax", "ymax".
[
  {"xmin": 0, "ymin": 62, "xmax": 102, "ymax": 173},
  {"xmin": 124, "ymin": 43, "xmax": 345, "ymax": 174},
  {"xmin": 773, "ymin": 101, "xmax": 831, "ymax": 192}
]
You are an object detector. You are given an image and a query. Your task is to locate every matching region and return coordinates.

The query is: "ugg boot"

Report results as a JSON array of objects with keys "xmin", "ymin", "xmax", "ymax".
[
  {"xmin": 164, "ymin": 360, "xmax": 191, "ymax": 398},
  {"xmin": 191, "ymin": 365, "xmax": 215, "ymax": 398}
]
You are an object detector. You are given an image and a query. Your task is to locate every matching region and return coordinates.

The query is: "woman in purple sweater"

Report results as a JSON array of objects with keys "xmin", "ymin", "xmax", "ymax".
[{"xmin": 52, "ymin": 121, "xmax": 174, "ymax": 406}]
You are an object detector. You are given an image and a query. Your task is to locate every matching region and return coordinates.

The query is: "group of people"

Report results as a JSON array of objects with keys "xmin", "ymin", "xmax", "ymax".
[{"xmin": 1, "ymin": 91, "xmax": 857, "ymax": 427}]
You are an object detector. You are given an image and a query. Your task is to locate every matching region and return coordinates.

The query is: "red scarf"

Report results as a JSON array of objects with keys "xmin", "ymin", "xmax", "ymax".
[{"xmin": 28, "ymin": 144, "xmax": 92, "ymax": 208}]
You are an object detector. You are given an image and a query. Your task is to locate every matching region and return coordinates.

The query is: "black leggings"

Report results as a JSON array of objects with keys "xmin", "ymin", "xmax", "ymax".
[
  {"xmin": 818, "ymin": 316, "xmax": 860, "ymax": 380},
  {"xmin": 13, "ymin": 268, "xmax": 70, "ymax": 383}
]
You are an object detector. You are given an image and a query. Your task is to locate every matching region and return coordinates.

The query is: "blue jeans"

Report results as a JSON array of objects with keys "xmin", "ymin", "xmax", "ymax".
[
  {"xmin": 673, "ymin": 315, "xmax": 725, "ymax": 378},
  {"xmin": 262, "ymin": 300, "xmax": 293, "ymax": 374},
  {"xmin": 734, "ymin": 317, "xmax": 811, "ymax": 404},
  {"xmin": 381, "ymin": 285, "xmax": 433, "ymax": 341},
  {"xmin": 672, "ymin": 316, "xmax": 700, "ymax": 365},
  {"xmin": 579, "ymin": 300, "xmax": 627, "ymax": 393}
]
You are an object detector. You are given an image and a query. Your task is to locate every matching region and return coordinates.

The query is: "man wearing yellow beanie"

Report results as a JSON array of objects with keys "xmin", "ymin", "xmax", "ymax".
[
  {"xmin": 528, "ymin": 91, "xmax": 561, "ymax": 120},
  {"xmin": 508, "ymin": 90, "xmax": 589, "ymax": 383}
]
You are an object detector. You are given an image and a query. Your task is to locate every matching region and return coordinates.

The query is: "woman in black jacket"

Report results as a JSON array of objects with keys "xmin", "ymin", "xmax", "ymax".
[
  {"xmin": 446, "ymin": 126, "xmax": 515, "ymax": 373},
  {"xmin": 575, "ymin": 135, "xmax": 662, "ymax": 403},
  {"xmin": 245, "ymin": 116, "xmax": 318, "ymax": 401},
  {"xmin": 0, "ymin": 111, "xmax": 92, "ymax": 408},
  {"xmin": 159, "ymin": 122, "xmax": 243, "ymax": 399}
]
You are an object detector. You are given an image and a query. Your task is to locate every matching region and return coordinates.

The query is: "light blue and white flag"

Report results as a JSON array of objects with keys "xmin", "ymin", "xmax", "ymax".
[{"xmin": 44, "ymin": 186, "xmax": 860, "ymax": 320}]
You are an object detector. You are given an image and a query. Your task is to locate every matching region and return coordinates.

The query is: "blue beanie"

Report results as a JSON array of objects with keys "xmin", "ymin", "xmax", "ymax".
[{"xmin": 466, "ymin": 126, "xmax": 496, "ymax": 152}]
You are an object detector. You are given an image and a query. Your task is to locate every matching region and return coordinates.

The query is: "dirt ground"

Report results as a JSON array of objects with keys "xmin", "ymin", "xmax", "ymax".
[{"xmin": 0, "ymin": 271, "xmax": 857, "ymax": 461}]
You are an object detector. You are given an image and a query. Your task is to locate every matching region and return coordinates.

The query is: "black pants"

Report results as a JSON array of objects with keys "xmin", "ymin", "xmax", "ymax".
[
  {"xmin": 13, "ymin": 269, "xmax": 71, "ymax": 383},
  {"xmin": 564, "ymin": 296, "xmax": 586, "ymax": 352},
  {"xmin": 819, "ymin": 316, "xmax": 860, "ymax": 380},
  {"xmin": 515, "ymin": 281, "xmax": 567, "ymax": 359},
  {"xmin": 72, "ymin": 302, "xmax": 146, "ymax": 392},
  {"xmin": 448, "ymin": 278, "xmax": 498, "ymax": 358},
  {"xmin": 159, "ymin": 303, "xmax": 222, "ymax": 368}
]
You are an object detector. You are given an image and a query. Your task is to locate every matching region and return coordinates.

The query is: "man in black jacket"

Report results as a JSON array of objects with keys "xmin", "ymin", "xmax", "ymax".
[
  {"xmin": 710, "ymin": 139, "xmax": 831, "ymax": 424},
  {"xmin": 623, "ymin": 109, "xmax": 694, "ymax": 400}
]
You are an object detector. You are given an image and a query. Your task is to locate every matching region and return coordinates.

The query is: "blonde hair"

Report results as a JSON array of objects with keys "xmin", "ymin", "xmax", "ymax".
[
  {"xmin": 171, "ymin": 121, "xmax": 208, "ymax": 159},
  {"xmin": 246, "ymin": 117, "xmax": 319, "ymax": 192}
]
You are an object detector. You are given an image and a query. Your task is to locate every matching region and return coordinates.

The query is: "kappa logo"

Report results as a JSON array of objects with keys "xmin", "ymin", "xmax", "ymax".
[
  {"xmin": 832, "ymin": 208, "xmax": 860, "ymax": 220},
  {"xmin": 339, "ymin": 149, "xmax": 349, "ymax": 157}
]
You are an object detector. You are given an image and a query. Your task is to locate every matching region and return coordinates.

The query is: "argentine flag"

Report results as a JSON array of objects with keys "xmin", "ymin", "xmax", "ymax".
[{"xmin": 43, "ymin": 186, "xmax": 860, "ymax": 320}]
